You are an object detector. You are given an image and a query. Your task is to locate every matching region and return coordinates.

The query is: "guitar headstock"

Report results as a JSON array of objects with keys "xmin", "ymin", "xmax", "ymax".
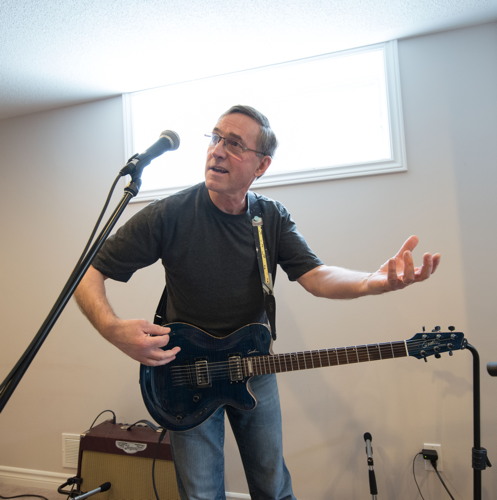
[{"xmin": 407, "ymin": 326, "xmax": 466, "ymax": 361}]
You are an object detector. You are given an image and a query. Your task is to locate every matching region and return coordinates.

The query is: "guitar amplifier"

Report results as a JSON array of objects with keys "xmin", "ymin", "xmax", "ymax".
[{"xmin": 77, "ymin": 420, "xmax": 180, "ymax": 500}]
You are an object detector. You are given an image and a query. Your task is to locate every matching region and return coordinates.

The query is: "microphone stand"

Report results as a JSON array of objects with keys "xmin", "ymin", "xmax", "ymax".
[
  {"xmin": 366, "ymin": 453, "xmax": 378, "ymax": 499},
  {"xmin": 364, "ymin": 433, "xmax": 378, "ymax": 499},
  {"xmin": 0, "ymin": 171, "xmax": 143, "ymax": 413},
  {"xmin": 466, "ymin": 343, "xmax": 491, "ymax": 500}
]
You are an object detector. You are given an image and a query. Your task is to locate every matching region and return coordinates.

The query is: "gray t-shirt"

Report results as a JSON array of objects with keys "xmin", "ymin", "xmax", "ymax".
[{"xmin": 92, "ymin": 183, "xmax": 322, "ymax": 336}]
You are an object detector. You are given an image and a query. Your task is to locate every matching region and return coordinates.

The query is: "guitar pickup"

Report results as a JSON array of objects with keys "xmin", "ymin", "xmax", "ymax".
[
  {"xmin": 228, "ymin": 355, "xmax": 243, "ymax": 382},
  {"xmin": 194, "ymin": 359, "xmax": 211, "ymax": 387}
]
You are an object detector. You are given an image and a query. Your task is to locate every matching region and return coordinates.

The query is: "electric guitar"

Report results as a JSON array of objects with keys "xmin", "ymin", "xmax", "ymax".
[{"xmin": 140, "ymin": 323, "xmax": 466, "ymax": 431}]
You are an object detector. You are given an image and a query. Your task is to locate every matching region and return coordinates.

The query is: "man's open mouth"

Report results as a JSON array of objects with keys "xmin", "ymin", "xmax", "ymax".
[{"xmin": 210, "ymin": 166, "xmax": 228, "ymax": 174}]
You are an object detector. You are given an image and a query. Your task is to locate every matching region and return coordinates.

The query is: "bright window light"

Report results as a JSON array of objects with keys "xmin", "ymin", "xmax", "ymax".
[{"xmin": 123, "ymin": 41, "xmax": 406, "ymax": 202}]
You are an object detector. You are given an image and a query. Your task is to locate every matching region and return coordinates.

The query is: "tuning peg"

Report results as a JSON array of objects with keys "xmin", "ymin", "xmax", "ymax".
[
  {"xmin": 435, "ymin": 353, "xmax": 441, "ymax": 359},
  {"xmin": 448, "ymin": 326, "xmax": 455, "ymax": 331}
]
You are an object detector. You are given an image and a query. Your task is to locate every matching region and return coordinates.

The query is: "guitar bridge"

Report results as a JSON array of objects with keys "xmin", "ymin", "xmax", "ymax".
[{"xmin": 194, "ymin": 360, "xmax": 211, "ymax": 387}]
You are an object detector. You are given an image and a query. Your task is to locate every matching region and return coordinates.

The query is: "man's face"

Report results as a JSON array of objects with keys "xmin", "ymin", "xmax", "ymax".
[{"xmin": 205, "ymin": 113, "xmax": 271, "ymax": 201}]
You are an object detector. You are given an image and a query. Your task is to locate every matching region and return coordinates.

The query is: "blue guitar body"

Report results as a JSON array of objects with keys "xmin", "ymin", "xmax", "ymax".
[{"xmin": 140, "ymin": 323, "xmax": 272, "ymax": 432}]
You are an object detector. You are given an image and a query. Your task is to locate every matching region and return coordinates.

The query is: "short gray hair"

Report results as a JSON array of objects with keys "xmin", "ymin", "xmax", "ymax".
[{"xmin": 220, "ymin": 105, "xmax": 278, "ymax": 157}]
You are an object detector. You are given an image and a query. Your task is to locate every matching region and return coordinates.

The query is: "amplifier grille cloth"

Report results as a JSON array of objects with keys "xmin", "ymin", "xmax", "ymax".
[{"xmin": 80, "ymin": 450, "xmax": 180, "ymax": 499}]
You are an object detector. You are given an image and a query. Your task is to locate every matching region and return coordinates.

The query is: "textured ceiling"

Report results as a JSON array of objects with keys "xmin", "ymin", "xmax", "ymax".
[{"xmin": 1, "ymin": 0, "xmax": 497, "ymax": 120}]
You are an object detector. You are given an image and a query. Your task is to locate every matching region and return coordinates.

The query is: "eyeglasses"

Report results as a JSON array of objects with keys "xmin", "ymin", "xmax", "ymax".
[{"xmin": 204, "ymin": 133, "xmax": 267, "ymax": 159}]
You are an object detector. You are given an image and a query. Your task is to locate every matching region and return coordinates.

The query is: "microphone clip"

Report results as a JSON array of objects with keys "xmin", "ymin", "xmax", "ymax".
[{"xmin": 120, "ymin": 153, "xmax": 140, "ymax": 177}]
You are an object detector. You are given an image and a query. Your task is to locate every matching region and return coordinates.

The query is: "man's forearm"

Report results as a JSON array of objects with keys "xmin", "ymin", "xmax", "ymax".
[
  {"xmin": 74, "ymin": 265, "xmax": 119, "ymax": 337},
  {"xmin": 297, "ymin": 265, "xmax": 372, "ymax": 299}
]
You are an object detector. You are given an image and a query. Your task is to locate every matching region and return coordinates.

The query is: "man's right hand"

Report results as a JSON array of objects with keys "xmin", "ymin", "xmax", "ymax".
[
  {"xmin": 104, "ymin": 319, "xmax": 181, "ymax": 366},
  {"xmin": 74, "ymin": 266, "xmax": 180, "ymax": 366}
]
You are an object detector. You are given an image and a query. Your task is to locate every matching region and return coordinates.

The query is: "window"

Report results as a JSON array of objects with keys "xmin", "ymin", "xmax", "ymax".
[{"xmin": 123, "ymin": 41, "xmax": 405, "ymax": 202}]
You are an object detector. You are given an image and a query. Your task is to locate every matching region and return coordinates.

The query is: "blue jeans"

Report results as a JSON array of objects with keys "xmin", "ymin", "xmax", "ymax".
[{"xmin": 169, "ymin": 374, "xmax": 295, "ymax": 500}]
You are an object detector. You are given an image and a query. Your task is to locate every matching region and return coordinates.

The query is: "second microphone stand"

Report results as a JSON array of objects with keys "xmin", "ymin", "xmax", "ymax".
[{"xmin": 364, "ymin": 432, "xmax": 378, "ymax": 499}]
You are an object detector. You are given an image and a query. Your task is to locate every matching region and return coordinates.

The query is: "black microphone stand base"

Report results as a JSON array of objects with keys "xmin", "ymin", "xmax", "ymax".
[{"xmin": 57, "ymin": 476, "xmax": 83, "ymax": 498}]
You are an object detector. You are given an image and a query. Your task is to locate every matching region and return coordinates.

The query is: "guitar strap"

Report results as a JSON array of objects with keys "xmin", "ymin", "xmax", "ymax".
[
  {"xmin": 153, "ymin": 285, "xmax": 168, "ymax": 326},
  {"xmin": 154, "ymin": 191, "xmax": 277, "ymax": 340},
  {"xmin": 248, "ymin": 191, "xmax": 277, "ymax": 340}
]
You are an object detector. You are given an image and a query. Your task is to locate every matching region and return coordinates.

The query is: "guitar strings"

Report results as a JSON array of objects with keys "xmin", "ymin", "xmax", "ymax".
[
  {"xmin": 167, "ymin": 338, "xmax": 457, "ymax": 386},
  {"xmin": 167, "ymin": 339, "xmax": 450, "ymax": 375}
]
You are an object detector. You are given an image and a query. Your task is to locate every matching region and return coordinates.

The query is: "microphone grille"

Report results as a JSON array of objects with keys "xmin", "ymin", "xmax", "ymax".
[
  {"xmin": 161, "ymin": 130, "xmax": 180, "ymax": 150},
  {"xmin": 364, "ymin": 432, "xmax": 372, "ymax": 441}
]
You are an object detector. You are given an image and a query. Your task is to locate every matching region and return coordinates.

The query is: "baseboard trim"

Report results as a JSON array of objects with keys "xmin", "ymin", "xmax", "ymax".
[
  {"xmin": 0, "ymin": 466, "xmax": 250, "ymax": 499},
  {"xmin": 0, "ymin": 465, "xmax": 68, "ymax": 489}
]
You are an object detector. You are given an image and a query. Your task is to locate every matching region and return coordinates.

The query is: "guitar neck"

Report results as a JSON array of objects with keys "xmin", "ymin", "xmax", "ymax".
[{"xmin": 245, "ymin": 340, "xmax": 408, "ymax": 376}]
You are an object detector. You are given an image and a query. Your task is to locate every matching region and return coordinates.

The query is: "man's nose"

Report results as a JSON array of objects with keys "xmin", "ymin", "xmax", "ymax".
[{"xmin": 211, "ymin": 138, "xmax": 227, "ymax": 156}]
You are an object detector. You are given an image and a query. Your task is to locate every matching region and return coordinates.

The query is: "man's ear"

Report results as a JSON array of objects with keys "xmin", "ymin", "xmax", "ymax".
[{"xmin": 255, "ymin": 155, "xmax": 272, "ymax": 179}]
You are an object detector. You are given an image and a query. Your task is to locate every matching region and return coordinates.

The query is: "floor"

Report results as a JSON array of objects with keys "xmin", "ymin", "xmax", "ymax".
[{"xmin": 0, "ymin": 482, "xmax": 71, "ymax": 500}]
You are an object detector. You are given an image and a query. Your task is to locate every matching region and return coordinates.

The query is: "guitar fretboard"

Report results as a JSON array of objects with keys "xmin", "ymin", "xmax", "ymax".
[{"xmin": 244, "ymin": 341, "xmax": 408, "ymax": 376}]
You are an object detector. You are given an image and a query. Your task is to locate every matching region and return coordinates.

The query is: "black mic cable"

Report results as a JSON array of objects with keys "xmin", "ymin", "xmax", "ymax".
[{"xmin": 364, "ymin": 432, "xmax": 378, "ymax": 499}]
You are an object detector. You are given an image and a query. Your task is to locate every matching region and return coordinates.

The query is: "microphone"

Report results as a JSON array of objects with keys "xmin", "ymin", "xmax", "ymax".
[
  {"xmin": 73, "ymin": 482, "xmax": 111, "ymax": 500},
  {"xmin": 121, "ymin": 130, "xmax": 180, "ymax": 176},
  {"xmin": 363, "ymin": 432, "xmax": 378, "ymax": 497},
  {"xmin": 364, "ymin": 432, "xmax": 373, "ymax": 460},
  {"xmin": 487, "ymin": 362, "xmax": 497, "ymax": 376}
]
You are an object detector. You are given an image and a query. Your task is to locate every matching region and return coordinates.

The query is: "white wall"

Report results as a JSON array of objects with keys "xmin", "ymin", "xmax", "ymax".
[{"xmin": 1, "ymin": 22, "xmax": 496, "ymax": 499}]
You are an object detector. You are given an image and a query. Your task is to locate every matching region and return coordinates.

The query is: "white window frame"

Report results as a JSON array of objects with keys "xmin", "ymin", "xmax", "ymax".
[{"xmin": 123, "ymin": 41, "xmax": 406, "ymax": 202}]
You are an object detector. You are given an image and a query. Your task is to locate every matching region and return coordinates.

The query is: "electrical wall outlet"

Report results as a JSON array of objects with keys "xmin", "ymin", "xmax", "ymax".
[{"xmin": 423, "ymin": 442, "xmax": 443, "ymax": 471}]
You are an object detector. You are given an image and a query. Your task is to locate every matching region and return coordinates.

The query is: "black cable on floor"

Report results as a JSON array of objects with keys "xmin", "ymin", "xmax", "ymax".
[{"xmin": 0, "ymin": 493, "xmax": 48, "ymax": 500}]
